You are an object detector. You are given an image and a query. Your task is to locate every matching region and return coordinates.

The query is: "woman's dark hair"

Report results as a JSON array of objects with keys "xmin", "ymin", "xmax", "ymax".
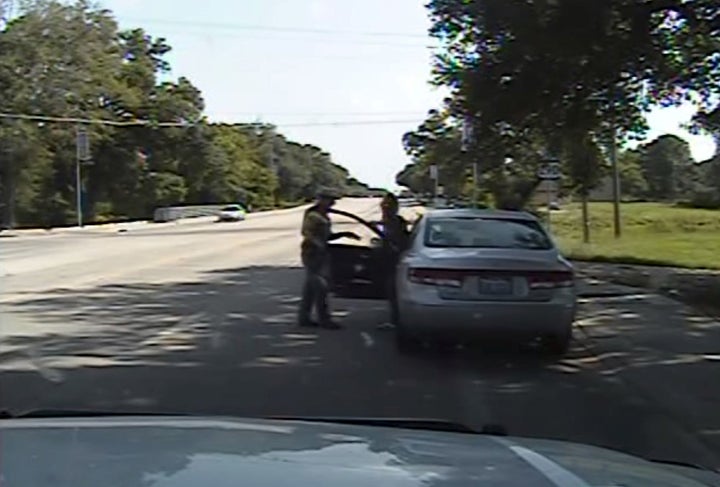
[{"xmin": 381, "ymin": 192, "xmax": 399, "ymax": 209}]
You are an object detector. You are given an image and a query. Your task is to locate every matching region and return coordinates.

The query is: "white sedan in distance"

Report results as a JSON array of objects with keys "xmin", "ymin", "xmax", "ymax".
[{"xmin": 216, "ymin": 204, "xmax": 247, "ymax": 222}]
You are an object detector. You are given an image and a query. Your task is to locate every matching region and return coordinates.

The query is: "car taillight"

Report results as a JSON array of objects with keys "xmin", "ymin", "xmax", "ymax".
[
  {"xmin": 408, "ymin": 268, "xmax": 464, "ymax": 288},
  {"xmin": 527, "ymin": 271, "xmax": 574, "ymax": 289}
]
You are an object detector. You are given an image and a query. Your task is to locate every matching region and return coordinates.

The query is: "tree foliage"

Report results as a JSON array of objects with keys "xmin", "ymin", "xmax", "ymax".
[
  {"xmin": 618, "ymin": 134, "xmax": 720, "ymax": 208},
  {"xmin": 398, "ymin": 0, "xmax": 720, "ymax": 210},
  {"xmin": 0, "ymin": 1, "xmax": 370, "ymax": 228}
]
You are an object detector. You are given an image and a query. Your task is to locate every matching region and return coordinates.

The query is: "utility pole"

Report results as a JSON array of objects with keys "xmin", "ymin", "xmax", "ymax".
[
  {"xmin": 581, "ymin": 191, "xmax": 590, "ymax": 243},
  {"xmin": 75, "ymin": 125, "xmax": 90, "ymax": 227},
  {"xmin": 610, "ymin": 111, "xmax": 621, "ymax": 238},
  {"xmin": 461, "ymin": 114, "xmax": 479, "ymax": 208},
  {"xmin": 588, "ymin": 89, "xmax": 622, "ymax": 239},
  {"xmin": 472, "ymin": 162, "xmax": 479, "ymax": 208},
  {"xmin": 430, "ymin": 164, "xmax": 439, "ymax": 202}
]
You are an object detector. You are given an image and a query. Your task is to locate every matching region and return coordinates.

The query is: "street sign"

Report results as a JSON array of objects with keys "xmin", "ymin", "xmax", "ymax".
[
  {"xmin": 429, "ymin": 164, "xmax": 438, "ymax": 180},
  {"xmin": 76, "ymin": 127, "xmax": 90, "ymax": 161},
  {"xmin": 537, "ymin": 162, "xmax": 562, "ymax": 180}
]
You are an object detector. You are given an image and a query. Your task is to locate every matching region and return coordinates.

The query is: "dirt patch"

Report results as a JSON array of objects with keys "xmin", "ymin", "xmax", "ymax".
[{"xmin": 573, "ymin": 261, "xmax": 720, "ymax": 318}]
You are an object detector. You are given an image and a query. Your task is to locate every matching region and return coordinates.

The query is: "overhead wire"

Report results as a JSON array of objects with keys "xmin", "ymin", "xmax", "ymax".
[
  {"xmin": 114, "ymin": 17, "xmax": 436, "ymax": 49},
  {"xmin": 0, "ymin": 112, "xmax": 423, "ymax": 128},
  {"xmin": 118, "ymin": 17, "xmax": 429, "ymax": 39}
]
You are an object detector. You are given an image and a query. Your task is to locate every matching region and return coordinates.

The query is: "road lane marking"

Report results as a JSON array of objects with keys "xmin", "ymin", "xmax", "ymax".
[
  {"xmin": 25, "ymin": 343, "xmax": 65, "ymax": 383},
  {"xmin": 493, "ymin": 437, "xmax": 590, "ymax": 486},
  {"xmin": 360, "ymin": 332, "xmax": 374, "ymax": 348}
]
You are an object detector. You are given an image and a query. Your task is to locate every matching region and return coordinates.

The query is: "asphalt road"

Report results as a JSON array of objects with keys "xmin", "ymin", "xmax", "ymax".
[{"xmin": 1, "ymin": 198, "xmax": 719, "ymax": 471}]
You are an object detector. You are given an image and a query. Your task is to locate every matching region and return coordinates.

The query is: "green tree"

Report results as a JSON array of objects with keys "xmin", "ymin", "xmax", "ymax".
[
  {"xmin": 638, "ymin": 134, "xmax": 693, "ymax": 200},
  {"xmin": 0, "ymin": 0, "xmax": 369, "ymax": 227},
  {"xmin": 419, "ymin": 0, "xmax": 720, "ymax": 207},
  {"xmin": 618, "ymin": 148, "xmax": 649, "ymax": 200}
]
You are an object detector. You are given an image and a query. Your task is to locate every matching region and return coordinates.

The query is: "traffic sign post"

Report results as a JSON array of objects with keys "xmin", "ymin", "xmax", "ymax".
[
  {"xmin": 538, "ymin": 158, "xmax": 562, "ymax": 230},
  {"xmin": 75, "ymin": 126, "xmax": 91, "ymax": 227},
  {"xmin": 537, "ymin": 160, "xmax": 561, "ymax": 181},
  {"xmin": 429, "ymin": 164, "xmax": 439, "ymax": 201}
]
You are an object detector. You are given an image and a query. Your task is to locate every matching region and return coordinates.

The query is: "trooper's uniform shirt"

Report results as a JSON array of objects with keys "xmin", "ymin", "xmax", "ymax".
[{"xmin": 300, "ymin": 206, "xmax": 331, "ymax": 273}]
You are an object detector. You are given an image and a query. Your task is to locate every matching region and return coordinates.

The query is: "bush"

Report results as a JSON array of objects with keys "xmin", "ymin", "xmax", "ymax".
[{"xmin": 677, "ymin": 189, "xmax": 720, "ymax": 210}]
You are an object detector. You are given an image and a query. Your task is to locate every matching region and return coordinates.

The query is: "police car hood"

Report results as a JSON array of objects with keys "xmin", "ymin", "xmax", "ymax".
[{"xmin": 1, "ymin": 416, "xmax": 718, "ymax": 486}]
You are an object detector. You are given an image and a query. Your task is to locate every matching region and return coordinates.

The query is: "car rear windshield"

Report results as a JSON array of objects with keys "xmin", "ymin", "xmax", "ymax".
[
  {"xmin": 222, "ymin": 205, "xmax": 242, "ymax": 212},
  {"xmin": 424, "ymin": 217, "xmax": 553, "ymax": 250}
]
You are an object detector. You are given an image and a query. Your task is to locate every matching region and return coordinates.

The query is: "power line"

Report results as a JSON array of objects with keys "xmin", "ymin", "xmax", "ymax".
[
  {"xmin": 0, "ymin": 112, "xmax": 422, "ymax": 128},
  {"xmin": 138, "ymin": 27, "xmax": 434, "ymax": 49},
  {"xmin": 276, "ymin": 119, "xmax": 421, "ymax": 127},
  {"xmin": 211, "ymin": 110, "xmax": 427, "ymax": 117},
  {"xmin": 115, "ymin": 18, "xmax": 436, "ymax": 49},
  {"xmin": 120, "ymin": 17, "xmax": 428, "ymax": 39},
  {"xmin": 0, "ymin": 112, "xmax": 192, "ymax": 127}
]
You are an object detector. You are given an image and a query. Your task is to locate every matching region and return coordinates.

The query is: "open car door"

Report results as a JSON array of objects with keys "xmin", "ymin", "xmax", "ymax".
[{"xmin": 327, "ymin": 209, "xmax": 391, "ymax": 300}]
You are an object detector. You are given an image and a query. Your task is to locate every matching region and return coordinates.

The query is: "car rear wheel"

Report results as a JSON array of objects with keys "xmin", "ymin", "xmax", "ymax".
[{"xmin": 542, "ymin": 328, "xmax": 572, "ymax": 356}]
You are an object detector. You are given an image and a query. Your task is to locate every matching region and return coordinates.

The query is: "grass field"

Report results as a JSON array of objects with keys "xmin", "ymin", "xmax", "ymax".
[{"xmin": 549, "ymin": 202, "xmax": 720, "ymax": 269}]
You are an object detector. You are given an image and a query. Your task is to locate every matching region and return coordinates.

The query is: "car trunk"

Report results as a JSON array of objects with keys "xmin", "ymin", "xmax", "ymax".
[{"xmin": 412, "ymin": 248, "xmax": 574, "ymax": 302}]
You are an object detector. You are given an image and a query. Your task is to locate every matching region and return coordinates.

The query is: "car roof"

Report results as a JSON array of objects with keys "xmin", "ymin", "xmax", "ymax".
[{"xmin": 424, "ymin": 208, "xmax": 538, "ymax": 221}]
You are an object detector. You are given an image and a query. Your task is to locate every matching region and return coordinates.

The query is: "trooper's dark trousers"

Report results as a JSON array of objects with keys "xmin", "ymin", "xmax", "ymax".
[{"xmin": 298, "ymin": 258, "xmax": 331, "ymax": 326}]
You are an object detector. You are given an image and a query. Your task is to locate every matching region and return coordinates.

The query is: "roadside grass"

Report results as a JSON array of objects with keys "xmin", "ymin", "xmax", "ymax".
[{"xmin": 550, "ymin": 202, "xmax": 720, "ymax": 270}]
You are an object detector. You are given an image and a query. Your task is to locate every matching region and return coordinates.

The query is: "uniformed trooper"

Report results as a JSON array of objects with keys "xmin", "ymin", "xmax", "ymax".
[
  {"xmin": 298, "ymin": 188, "xmax": 360, "ymax": 329},
  {"xmin": 379, "ymin": 192, "xmax": 410, "ymax": 327}
]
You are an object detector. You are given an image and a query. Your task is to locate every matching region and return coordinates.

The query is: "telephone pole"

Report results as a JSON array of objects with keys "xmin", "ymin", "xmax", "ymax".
[
  {"xmin": 609, "ymin": 106, "xmax": 621, "ymax": 238},
  {"xmin": 588, "ymin": 89, "xmax": 622, "ymax": 239}
]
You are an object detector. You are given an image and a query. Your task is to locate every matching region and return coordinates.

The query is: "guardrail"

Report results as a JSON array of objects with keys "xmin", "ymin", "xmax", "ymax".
[{"xmin": 153, "ymin": 205, "xmax": 236, "ymax": 223}]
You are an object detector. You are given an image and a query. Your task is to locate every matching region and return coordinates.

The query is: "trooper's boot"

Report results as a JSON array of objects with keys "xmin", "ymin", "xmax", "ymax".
[{"xmin": 318, "ymin": 320, "xmax": 343, "ymax": 330}]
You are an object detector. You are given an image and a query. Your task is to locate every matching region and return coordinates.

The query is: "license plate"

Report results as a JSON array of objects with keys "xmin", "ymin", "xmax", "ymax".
[{"xmin": 478, "ymin": 278, "xmax": 512, "ymax": 295}]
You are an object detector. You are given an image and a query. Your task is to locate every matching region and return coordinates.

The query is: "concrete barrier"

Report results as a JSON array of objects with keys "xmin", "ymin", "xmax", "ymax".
[{"xmin": 153, "ymin": 205, "xmax": 233, "ymax": 222}]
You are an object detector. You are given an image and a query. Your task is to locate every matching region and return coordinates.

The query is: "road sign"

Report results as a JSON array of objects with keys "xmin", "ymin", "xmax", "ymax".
[
  {"xmin": 538, "ymin": 162, "xmax": 562, "ymax": 180},
  {"xmin": 76, "ymin": 127, "xmax": 90, "ymax": 161},
  {"xmin": 429, "ymin": 164, "xmax": 438, "ymax": 180}
]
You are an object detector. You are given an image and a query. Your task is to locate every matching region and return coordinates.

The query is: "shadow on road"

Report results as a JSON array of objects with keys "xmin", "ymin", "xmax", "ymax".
[{"xmin": 1, "ymin": 265, "xmax": 719, "ymax": 469}]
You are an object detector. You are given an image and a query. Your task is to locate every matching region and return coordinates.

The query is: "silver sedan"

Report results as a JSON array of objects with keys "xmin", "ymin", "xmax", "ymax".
[{"xmin": 395, "ymin": 209, "xmax": 577, "ymax": 354}]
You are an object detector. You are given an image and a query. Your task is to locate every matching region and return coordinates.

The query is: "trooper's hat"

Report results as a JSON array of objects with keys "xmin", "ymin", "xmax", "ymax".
[{"xmin": 316, "ymin": 187, "xmax": 340, "ymax": 200}]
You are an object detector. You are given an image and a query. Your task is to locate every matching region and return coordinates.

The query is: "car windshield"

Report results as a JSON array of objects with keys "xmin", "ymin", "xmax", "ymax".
[
  {"xmin": 424, "ymin": 217, "xmax": 553, "ymax": 250},
  {"xmin": 2, "ymin": 1, "xmax": 720, "ymax": 482}
]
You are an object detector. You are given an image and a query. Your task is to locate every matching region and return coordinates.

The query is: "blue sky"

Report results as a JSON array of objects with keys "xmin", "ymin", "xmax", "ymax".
[{"xmin": 103, "ymin": 0, "xmax": 716, "ymax": 188}]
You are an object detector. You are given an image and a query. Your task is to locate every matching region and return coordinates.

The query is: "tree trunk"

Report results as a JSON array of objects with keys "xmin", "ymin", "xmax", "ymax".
[
  {"xmin": 0, "ymin": 151, "xmax": 17, "ymax": 229},
  {"xmin": 581, "ymin": 191, "xmax": 590, "ymax": 243}
]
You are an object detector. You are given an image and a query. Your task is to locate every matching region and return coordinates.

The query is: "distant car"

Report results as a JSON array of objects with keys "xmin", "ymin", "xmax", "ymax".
[
  {"xmin": 328, "ymin": 208, "xmax": 577, "ymax": 355},
  {"xmin": 216, "ymin": 204, "xmax": 247, "ymax": 222}
]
